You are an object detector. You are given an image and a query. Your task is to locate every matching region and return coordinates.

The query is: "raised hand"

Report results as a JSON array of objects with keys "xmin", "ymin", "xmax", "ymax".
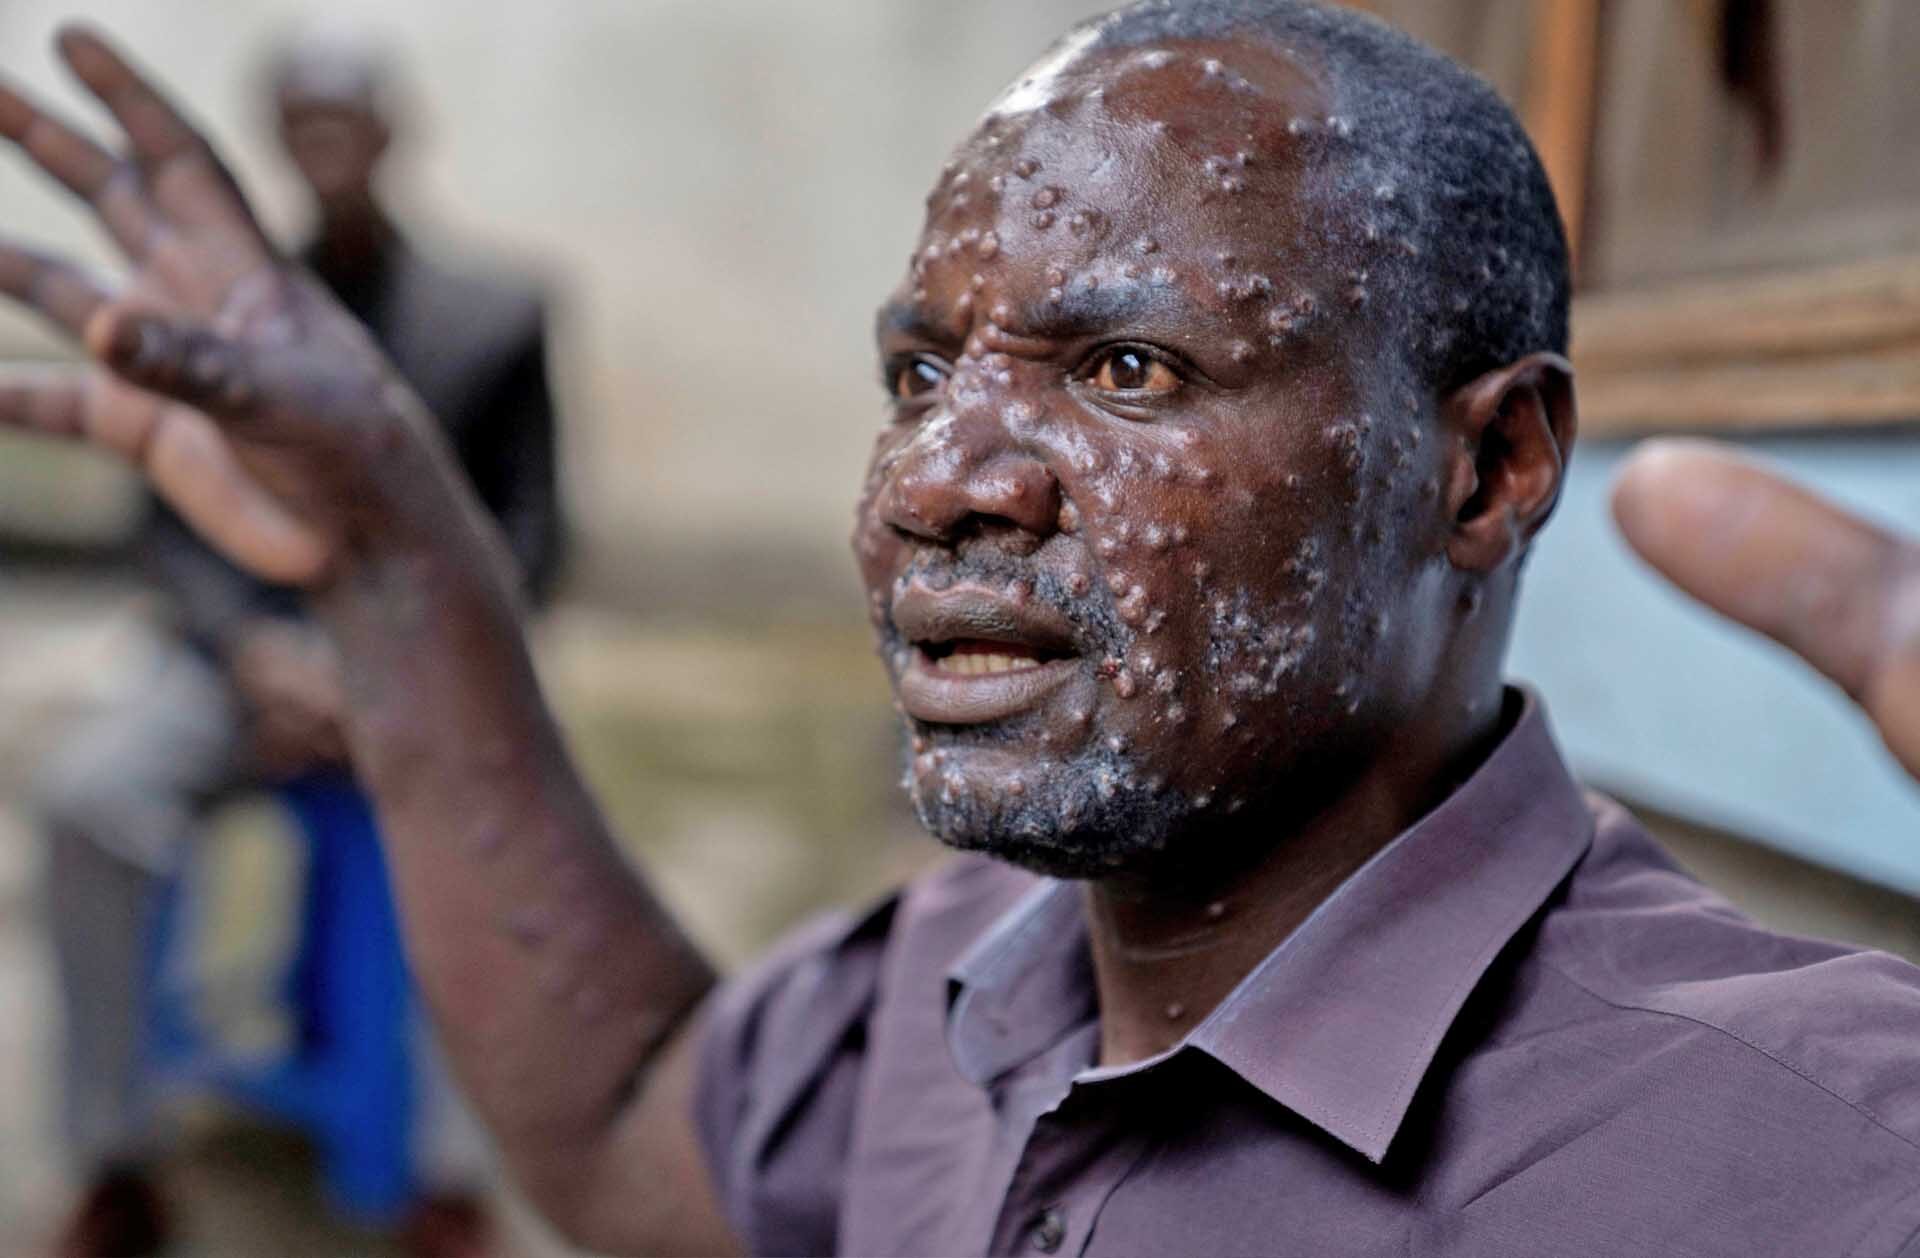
[
  {"xmin": 5, "ymin": 32, "xmax": 732, "ymax": 1250},
  {"xmin": 0, "ymin": 26, "xmax": 443, "ymax": 587},
  {"xmin": 1613, "ymin": 439, "xmax": 1920, "ymax": 780}
]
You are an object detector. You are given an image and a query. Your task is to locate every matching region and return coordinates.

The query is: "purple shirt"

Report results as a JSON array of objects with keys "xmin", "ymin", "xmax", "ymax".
[{"xmin": 695, "ymin": 695, "xmax": 1920, "ymax": 1255}]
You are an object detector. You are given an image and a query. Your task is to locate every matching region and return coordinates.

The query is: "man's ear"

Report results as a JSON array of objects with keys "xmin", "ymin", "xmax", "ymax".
[{"xmin": 1441, "ymin": 352, "xmax": 1577, "ymax": 572}]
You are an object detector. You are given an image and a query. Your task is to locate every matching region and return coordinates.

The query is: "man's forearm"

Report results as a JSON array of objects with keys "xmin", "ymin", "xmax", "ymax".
[
  {"xmin": 313, "ymin": 466, "xmax": 715, "ymax": 1207},
  {"xmin": 0, "ymin": 27, "xmax": 723, "ymax": 1244}
]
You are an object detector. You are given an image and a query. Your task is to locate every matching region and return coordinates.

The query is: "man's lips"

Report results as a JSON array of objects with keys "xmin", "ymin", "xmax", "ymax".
[
  {"xmin": 899, "ymin": 652, "xmax": 1080, "ymax": 725},
  {"xmin": 891, "ymin": 581, "xmax": 1082, "ymax": 724}
]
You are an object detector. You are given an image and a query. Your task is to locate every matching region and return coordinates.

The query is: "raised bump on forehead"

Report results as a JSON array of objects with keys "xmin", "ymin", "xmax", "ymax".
[
  {"xmin": 986, "ymin": 30, "xmax": 1334, "ymax": 122},
  {"xmin": 916, "ymin": 38, "xmax": 1342, "ymax": 288},
  {"xmin": 961, "ymin": 36, "xmax": 1333, "ymax": 182},
  {"xmin": 899, "ymin": 37, "xmax": 1351, "ymax": 349}
]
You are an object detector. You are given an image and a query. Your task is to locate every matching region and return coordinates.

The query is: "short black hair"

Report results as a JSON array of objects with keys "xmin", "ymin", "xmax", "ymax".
[{"xmin": 1082, "ymin": 0, "xmax": 1570, "ymax": 395}]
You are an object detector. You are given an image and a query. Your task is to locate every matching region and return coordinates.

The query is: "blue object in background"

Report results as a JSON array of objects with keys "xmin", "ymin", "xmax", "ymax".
[
  {"xmin": 145, "ymin": 775, "xmax": 417, "ymax": 1224},
  {"xmin": 1512, "ymin": 432, "xmax": 1920, "ymax": 896}
]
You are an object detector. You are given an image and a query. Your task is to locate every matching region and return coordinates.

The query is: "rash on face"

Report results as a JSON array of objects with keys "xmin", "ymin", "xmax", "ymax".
[{"xmin": 854, "ymin": 38, "xmax": 1450, "ymax": 879}]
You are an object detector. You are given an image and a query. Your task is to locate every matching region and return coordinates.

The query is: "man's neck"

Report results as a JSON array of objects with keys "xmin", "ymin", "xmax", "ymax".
[
  {"xmin": 1082, "ymin": 693, "xmax": 1511, "ymax": 1068},
  {"xmin": 311, "ymin": 201, "xmax": 393, "ymax": 283}
]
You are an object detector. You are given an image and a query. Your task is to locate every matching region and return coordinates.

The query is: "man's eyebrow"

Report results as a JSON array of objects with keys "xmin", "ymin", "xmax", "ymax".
[
  {"xmin": 1015, "ymin": 278, "xmax": 1190, "ymax": 340},
  {"xmin": 875, "ymin": 279, "xmax": 1196, "ymax": 349},
  {"xmin": 875, "ymin": 301, "xmax": 950, "ymax": 345}
]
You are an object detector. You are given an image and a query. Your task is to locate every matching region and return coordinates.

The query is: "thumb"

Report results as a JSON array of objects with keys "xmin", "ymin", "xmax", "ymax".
[
  {"xmin": 85, "ymin": 303, "xmax": 260, "ymax": 421},
  {"xmin": 1613, "ymin": 438, "xmax": 1920, "ymax": 779},
  {"xmin": 83, "ymin": 304, "xmax": 337, "ymax": 587}
]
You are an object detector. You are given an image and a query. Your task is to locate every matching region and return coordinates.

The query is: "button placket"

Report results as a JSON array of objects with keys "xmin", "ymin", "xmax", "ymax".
[{"xmin": 989, "ymin": 1098, "xmax": 1072, "ymax": 1255}]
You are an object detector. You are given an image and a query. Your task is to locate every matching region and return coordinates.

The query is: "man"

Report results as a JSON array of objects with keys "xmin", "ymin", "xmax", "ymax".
[
  {"xmin": 24, "ymin": 30, "xmax": 561, "ymax": 1258},
  {"xmin": 1, "ymin": 3, "xmax": 1919, "ymax": 1255}
]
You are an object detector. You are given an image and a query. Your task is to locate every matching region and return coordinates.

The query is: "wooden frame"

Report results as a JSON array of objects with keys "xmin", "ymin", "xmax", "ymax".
[
  {"xmin": 1574, "ymin": 255, "xmax": 1920, "ymax": 438},
  {"xmin": 1518, "ymin": 1, "xmax": 1920, "ymax": 439},
  {"xmin": 1523, "ymin": 0, "xmax": 1602, "ymax": 274}
]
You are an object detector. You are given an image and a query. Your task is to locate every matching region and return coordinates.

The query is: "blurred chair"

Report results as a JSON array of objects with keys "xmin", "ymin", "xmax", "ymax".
[{"xmin": 143, "ymin": 775, "xmax": 417, "ymax": 1224}]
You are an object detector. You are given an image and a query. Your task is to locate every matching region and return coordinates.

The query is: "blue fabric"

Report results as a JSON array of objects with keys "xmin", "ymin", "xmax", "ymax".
[{"xmin": 143, "ymin": 775, "xmax": 417, "ymax": 1223}]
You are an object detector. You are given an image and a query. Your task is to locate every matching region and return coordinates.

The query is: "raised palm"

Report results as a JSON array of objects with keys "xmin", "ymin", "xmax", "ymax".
[{"xmin": 1, "ymin": 27, "xmax": 419, "ymax": 586}]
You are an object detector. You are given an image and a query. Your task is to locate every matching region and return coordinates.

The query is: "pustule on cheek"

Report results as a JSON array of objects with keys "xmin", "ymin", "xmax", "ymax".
[
  {"xmin": 854, "ymin": 432, "xmax": 911, "ymax": 580},
  {"xmin": 874, "ymin": 46, "xmax": 1454, "ymax": 860},
  {"xmin": 1131, "ymin": 425, "xmax": 1343, "ymax": 766}
]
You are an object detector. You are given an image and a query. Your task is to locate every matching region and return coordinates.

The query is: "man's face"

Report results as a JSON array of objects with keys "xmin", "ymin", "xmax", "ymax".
[
  {"xmin": 855, "ymin": 38, "xmax": 1454, "ymax": 878},
  {"xmin": 277, "ymin": 94, "xmax": 386, "ymax": 211}
]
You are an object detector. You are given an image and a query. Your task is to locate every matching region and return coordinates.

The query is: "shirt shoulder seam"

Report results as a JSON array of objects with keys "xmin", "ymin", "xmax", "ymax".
[{"xmin": 1540, "ymin": 956, "xmax": 1920, "ymax": 1159}]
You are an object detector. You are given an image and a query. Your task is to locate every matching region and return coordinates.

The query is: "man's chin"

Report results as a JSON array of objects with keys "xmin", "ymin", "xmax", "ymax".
[
  {"xmin": 925, "ymin": 826, "xmax": 1159, "ymax": 881},
  {"xmin": 905, "ymin": 752, "xmax": 1197, "ymax": 881}
]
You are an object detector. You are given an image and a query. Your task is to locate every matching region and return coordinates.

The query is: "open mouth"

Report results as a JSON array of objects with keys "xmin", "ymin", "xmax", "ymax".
[
  {"xmin": 919, "ymin": 638, "xmax": 1074, "ymax": 677},
  {"xmin": 891, "ymin": 582, "xmax": 1085, "ymax": 725}
]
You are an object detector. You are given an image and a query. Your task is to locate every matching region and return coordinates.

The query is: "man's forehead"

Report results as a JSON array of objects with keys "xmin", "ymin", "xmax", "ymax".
[
  {"xmin": 895, "ymin": 34, "xmax": 1346, "ymax": 337},
  {"xmin": 926, "ymin": 37, "xmax": 1335, "ymax": 246},
  {"xmin": 984, "ymin": 33, "xmax": 1332, "ymax": 137}
]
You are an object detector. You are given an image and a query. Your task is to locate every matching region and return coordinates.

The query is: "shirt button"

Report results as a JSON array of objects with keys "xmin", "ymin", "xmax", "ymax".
[{"xmin": 1030, "ymin": 1207, "xmax": 1067, "ymax": 1253}]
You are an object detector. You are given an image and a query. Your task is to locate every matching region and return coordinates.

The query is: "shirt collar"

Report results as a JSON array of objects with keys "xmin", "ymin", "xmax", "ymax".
[{"xmin": 945, "ymin": 689, "xmax": 1595, "ymax": 1164}]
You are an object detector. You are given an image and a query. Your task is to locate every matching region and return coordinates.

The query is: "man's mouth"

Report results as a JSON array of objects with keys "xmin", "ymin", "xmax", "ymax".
[
  {"xmin": 922, "ymin": 638, "xmax": 1068, "ymax": 676},
  {"xmin": 891, "ymin": 583, "xmax": 1084, "ymax": 725}
]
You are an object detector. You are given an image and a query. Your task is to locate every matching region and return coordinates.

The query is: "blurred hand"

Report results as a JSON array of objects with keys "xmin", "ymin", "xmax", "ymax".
[
  {"xmin": 228, "ymin": 619, "xmax": 348, "ymax": 776},
  {"xmin": 0, "ymin": 28, "xmax": 445, "ymax": 588},
  {"xmin": 1613, "ymin": 438, "xmax": 1920, "ymax": 780},
  {"xmin": 4, "ymin": 38, "xmax": 728, "ymax": 1254}
]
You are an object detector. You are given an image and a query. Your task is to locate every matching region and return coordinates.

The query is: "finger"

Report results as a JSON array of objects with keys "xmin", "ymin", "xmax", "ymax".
[
  {"xmin": 1613, "ymin": 438, "xmax": 1920, "ymax": 777},
  {"xmin": 55, "ymin": 26, "xmax": 262, "ymax": 242},
  {"xmin": 1612, "ymin": 440, "xmax": 1893, "ymax": 700},
  {"xmin": 57, "ymin": 26, "xmax": 200, "ymax": 165},
  {"xmin": 0, "ymin": 237, "xmax": 111, "ymax": 337},
  {"xmin": 77, "ymin": 305, "xmax": 335, "ymax": 586},
  {"xmin": 85, "ymin": 303, "xmax": 261, "ymax": 421},
  {"xmin": 0, "ymin": 77, "xmax": 161, "ymax": 257},
  {"xmin": 0, "ymin": 364, "xmax": 89, "ymax": 439},
  {"xmin": 5, "ymin": 326, "xmax": 335, "ymax": 587}
]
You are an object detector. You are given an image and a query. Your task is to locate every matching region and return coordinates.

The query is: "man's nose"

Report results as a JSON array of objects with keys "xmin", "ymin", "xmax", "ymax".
[{"xmin": 879, "ymin": 414, "xmax": 1061, "ymax": 545}]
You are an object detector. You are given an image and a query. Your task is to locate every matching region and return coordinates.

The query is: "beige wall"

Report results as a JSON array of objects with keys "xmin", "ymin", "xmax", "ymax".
[{"xmin": 0, "ymin": 0, "xmax": 1115, "ymax": 598}]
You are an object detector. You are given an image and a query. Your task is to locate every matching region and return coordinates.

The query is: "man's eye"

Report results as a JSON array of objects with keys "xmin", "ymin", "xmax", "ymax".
[
  {"xmin": 892, "ymin": 358, "xmax": 948, "ymax": 400},
  {"xmin": 1089, "ymin": 348, "xmax": 1181, "ymax": 395}
]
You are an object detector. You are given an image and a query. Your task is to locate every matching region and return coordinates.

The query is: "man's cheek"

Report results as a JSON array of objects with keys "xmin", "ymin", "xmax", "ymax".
[
  {"xmin": 851, "ymin": 496, "xmax": 900, "ymax": 635},
  {"xmin": 1169, "ymin": 495, "xmax": 1350, "ymax": 720}
]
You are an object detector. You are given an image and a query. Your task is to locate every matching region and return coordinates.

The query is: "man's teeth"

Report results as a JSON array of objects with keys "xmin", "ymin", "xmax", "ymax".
[{"xmin": 935, "ymin": 651, "xmax": 1042, "ymax": 676}]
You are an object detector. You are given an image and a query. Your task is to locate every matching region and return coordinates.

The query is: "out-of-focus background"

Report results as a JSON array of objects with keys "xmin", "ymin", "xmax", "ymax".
[{"xmin": 0, "ymin": 1, "xmax": 1915, "ymax": 1254}]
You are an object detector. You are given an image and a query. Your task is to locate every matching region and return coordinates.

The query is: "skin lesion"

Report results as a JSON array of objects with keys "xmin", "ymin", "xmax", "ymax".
[
  {"xmin": 851, "ymin": 31, "xmax": 1493, "ymax": 899},
  {"xmin": 0, "ymin": 12, "xmax": 1607, "ymax": 1244}
]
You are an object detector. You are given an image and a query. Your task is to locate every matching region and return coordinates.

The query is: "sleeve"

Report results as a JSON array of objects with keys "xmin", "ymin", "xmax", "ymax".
[
  {"xmin": 692, "ymin": 892, "xmax": 899, "ymax": 1258},
  {"xmin": 459, "ymin": 307, "xmax": 565, "ymax": 608}
]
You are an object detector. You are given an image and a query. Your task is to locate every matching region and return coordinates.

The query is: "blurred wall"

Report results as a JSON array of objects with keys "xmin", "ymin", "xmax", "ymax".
[
  {"xmin": 1586, "ymin": 0, "xmax": 1920, "ymax": 288},
  {"xmin": 0, "ymin": 0, "xmax": 1118, "ymax": 611}
]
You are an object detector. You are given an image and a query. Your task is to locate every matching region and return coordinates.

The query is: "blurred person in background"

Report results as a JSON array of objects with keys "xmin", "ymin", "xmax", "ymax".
[
  {"xmin": 2, "ymin": 3, "xmax": 1920, "ymax": 1257},
  {"xmin": 28, "ymin": 26, "xmax": 562, "ymax": 1258}
]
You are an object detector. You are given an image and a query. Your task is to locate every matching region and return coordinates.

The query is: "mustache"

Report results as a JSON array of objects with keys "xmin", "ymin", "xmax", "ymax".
[{"xmin": 890, "ymin": 544, "xmax": 1130, "ymax": 658}]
